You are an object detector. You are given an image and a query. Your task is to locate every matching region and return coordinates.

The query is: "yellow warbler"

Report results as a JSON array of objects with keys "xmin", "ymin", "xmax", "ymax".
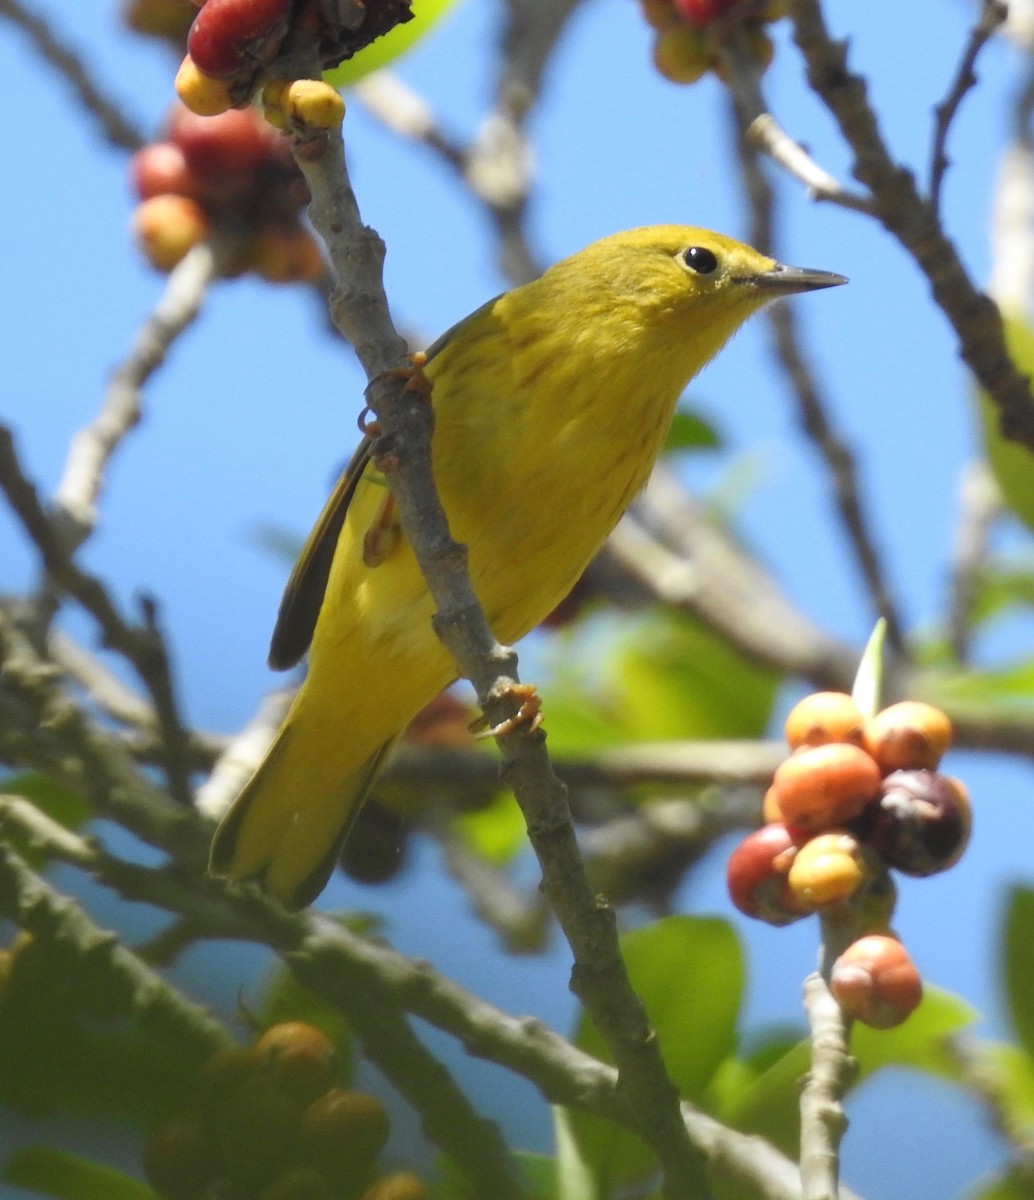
[{"xmin": 211, "ymin": 226, "xmax": 845, "ymax": 906}]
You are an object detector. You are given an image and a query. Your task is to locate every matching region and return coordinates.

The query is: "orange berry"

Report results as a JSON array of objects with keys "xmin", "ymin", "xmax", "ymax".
[
  {"xmin": 255, "ymin": 1021, "xmax": 337, "ymax": 1104},
  {"xmin": 132, "ymin": 194, "xmax": 210, "ymax": 271},
  {"xmin": 784, "ymin": 691, "xmax": 864, "ymax": 750},
  {"xmin": 829, "ymin": 935, "xmax": 923, "ymax": 1029},
  {"xmin": 786, "ymin": 831, "xmax": 867, "ymax": 908},
  {"xmin": 300, "ymin": 1089, "xmax": 389, "ymax": 1190},
  {"xmin": 863, "ymin": 701, "xmax": 953, "ymax": 773},
  {"xmin": 769, "ymin": 743, "xmax": 881, "ymax": 832}
]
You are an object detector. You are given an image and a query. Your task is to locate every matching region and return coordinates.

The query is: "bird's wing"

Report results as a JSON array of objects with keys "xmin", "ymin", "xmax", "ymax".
[
  {"xmin": 267, "ymin": 434, "xmax": 374, "ymax": 670},
  {"xmin": 266, "ymin": 297, "xmax": 503, "ymax": 672}
]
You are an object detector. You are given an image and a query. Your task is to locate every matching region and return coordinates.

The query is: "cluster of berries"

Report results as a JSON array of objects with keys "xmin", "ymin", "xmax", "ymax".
[
  {"xmin": 639, "ymin": 0, "xmax": 786, "ymax": 86},
  {"xmin": 727, "ymin": 693, "xmax": 971, "ymax": 1029},
  {"xmin": 144, "ymin": 1021, "xmax": 426, "ymax": 1200},
  {"xmin": 172, "ymin": 0, "xmax": 412, "ymax": 117},
  {"xmin": 130, "ymin": 103, "xmax": 324, "ymax": 282}
]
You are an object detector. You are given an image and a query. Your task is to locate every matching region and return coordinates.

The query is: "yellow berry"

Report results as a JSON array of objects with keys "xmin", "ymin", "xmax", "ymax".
[
  {"xmin": 285, "ymin": 79, "xmax": 346, "ymax": 129},
  {"xmin": 132, "ymin": 194, "xmax": 210, "ymax": 271},
  {"xmin": 786, "ymin": 831, "xmax": 866, "ymax": 908},
  {"xmin": 651, "ymin": 27, "xmax": 711, "ymax": 85},
  {"xmin": 174, "ymin": 53, "xmax": 235, "ymax": 117},
  {"xmin": 251, "ymin": 225, "xmax": 325, "ymax": 284}
]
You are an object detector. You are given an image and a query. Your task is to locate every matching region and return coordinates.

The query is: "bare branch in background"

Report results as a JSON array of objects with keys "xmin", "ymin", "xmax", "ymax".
[
  {"xmin": 53, "ymin": 242, "xmax": 222, "ymax": 545},
  {"xmin": 929, "ymin": 0, "xmax": 1009, "ymax": 217},
  {"xmin": 0, "ymin": 0, "xmax": 146, "ymax": 152},
  {"xmin": 727, "ymin": 90, "xmax": 907, "ymax": 656},
  {"xmin": 788, "ymin": 0, "xmax": 1034, "ymax": 454},
  {"xmin": 946, "ymin": 461, "xmax": 1002, "ymax": 662}
]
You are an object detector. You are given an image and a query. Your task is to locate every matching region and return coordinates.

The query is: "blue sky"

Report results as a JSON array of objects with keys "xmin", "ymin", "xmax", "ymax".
[{"xmin": 1, "ymin": 2, "xmax": 1031, "ymax": 1196}]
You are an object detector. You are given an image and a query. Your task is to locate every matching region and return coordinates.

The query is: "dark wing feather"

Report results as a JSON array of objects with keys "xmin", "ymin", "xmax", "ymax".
[
  {"xmin": 268, "ymin": 436, "xmax": 373, "ymax": 670},
  {"xmin": 267, "ymin": 296, "xmax": 503, "ymax": 672}
]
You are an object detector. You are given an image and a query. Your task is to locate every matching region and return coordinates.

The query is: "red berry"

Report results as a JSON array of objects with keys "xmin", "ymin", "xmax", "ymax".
[
  {"xmin": 726, "ymin": 824, "xmax": 810, "ymax": 926},
  {"xmin": 673, "ymin": 0, "xmax": 732, "ymax": 27},
  {"xmin": 130, "ymin": 141, "xmax": 200, "ymax": 201},
  {"xmin": 167, "ymin": 105, "xmax": 273, "ymax": 188},
  {"xmin": 187, "ymin": 0, "xmax": 291, "ymax": 78}
]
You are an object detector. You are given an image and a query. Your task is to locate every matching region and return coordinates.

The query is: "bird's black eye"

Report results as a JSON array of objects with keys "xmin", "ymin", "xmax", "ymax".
[{"xmin": 682, "ymin": 246, "xmax": 719, "ymax": 275}]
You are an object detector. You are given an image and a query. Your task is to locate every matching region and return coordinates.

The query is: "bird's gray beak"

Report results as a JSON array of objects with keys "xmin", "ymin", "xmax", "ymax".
[{"xmin": 740, "ymin": 263, "xmax": 849, "ymax": 294}]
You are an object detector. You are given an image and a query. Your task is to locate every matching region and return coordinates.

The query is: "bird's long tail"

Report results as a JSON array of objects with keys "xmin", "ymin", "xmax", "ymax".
[{"xmin": 209, "ymin": 706, "xmax": 396, "ymax": 908}]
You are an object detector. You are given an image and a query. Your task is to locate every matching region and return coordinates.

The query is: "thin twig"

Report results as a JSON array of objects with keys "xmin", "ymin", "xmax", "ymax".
[
  {"xmin": 0, "ymin": 0, "xmax": 146, "ymax": 152},
  {"xmin": 0, "ymin": 831, "xmax": 230, "ymax": 1057},
  {"xmin": 0, "ymin": 427, "xmax": 196, "ymax": 804},
  {"xmin": 728, "ymin": 92, "xmax": 907, "ymax": 655},
  {"xmin": 799, "ymin": 970, "xmax": 854, "ymax": 1200},
  {"xmin": 929, "ymin": 0, "xmax": 1009, "ymax": 217},
  {"xmin": 788, "ymin": 0, "xmax": 1034, "ymax": 454},
  {"xmin": 747, "ymin": 114, "xmax": 874, "ymax": 213},
  {"xmin": 53, "ymin": 242, "xmax": 221, "ymax": 544}
]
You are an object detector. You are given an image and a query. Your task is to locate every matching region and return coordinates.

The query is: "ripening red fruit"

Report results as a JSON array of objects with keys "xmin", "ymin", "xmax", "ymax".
[
  {"xmin": 784, "ymin": 691, "xmax": 864, "ymax": 751},
  {"xmin": 829, "ymin": 935, "xmax": 923, "ymax": 1029},
  {"xmin": 673, "ymin": 0, "xmax": 729, "ymax": 26},
  {"xmin": 767, "ymin": 743, "xmax": 882, "ymax": 832},
  {"xmin": 187, "ymin": 0, "xmax": 291, "ymax": 78},
  {"xmin": 726, "ymin": 824, "xmax": 810, "ymax": 925},
  {"xmin": 863, "ymin": 701, "xmax": 953, "ymax": 774},
  {"xmin": 868, "ymin": 770, "xmax": 971, "ymax": 877},
  {"xmin": 167, "ymin": 105, "xmax": 273, "ymax": 186},
  {"xmin": 130, "ymin": 141, "xmax": 200, "ymax": 201}
]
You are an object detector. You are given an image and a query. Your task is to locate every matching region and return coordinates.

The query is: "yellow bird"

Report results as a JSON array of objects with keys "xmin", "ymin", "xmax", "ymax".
[{"xmin": 210, "ymin": 226, "xmax": 845, "ymax": 906}]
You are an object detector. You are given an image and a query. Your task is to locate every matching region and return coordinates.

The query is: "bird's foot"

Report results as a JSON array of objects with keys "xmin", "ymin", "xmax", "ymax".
[
  {"xmin": 472, "ymin": 682, "xmax": 543, "ymax": 739},
  {"xmin": 358, "ymin": 351, "xmax": 431, "ymax": 436}
]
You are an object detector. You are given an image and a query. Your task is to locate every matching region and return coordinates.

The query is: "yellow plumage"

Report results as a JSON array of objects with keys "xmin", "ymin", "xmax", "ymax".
[{"xmin": 210, "ymin": 225, "xmax": 845, "ymax": 906}]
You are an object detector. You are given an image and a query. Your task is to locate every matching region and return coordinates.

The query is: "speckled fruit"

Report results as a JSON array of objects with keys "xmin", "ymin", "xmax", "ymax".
[
  {"xmin": 869, "ymin": 770, "xmax": 971, "ymax": 876},
  {"xmin": 786, "ymin": 831, "xmax": 867, "ymax": 908},
  {"xmin": 726, "ymin": 824, "xmax": 810, "ymax": 926},
  {"xmin": 784, "ymin": 691, "xmax": 865, "ymax": 751},
  {"xmin": 830, "ymin": 934, "xmax": 923, "ymax": 1029},
  {"xmin": 767, "ymin": 742, "xmax": 881, "ymax": 832},
  {"xmin": 864, "ymin": 701, "xmax": 953, "ymax": 774}
]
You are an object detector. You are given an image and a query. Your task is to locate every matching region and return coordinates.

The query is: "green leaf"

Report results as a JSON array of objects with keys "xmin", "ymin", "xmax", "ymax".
[
  {"xmin": 662, "ymin": 408, "xmax": 722, "ymax": 454},
  {"xmin": 453, "ymin": 790, "xmax": 527, "ymax": 864},
  {"xmin": 975, "ymin": 315, "xmax": 1034, "ymax": 532},
  {"xmin": 964, "ymin": 1168, "xmax": 1034, "ymax": 1200},
  {"xmin": 850, "ymin": 619, "xmax": 886, "ymax": 719},
  {"xmin": 1003, "ymin": 887, "xmax": 1034, "ymax": 1059},
  {"xmin": 3, "ymin": 1147, "xmax": 155, "ymax": 1200},
  {"xmin": 0, "ymin": 773, "xmax": 90, "ymax": 867},
  {"xmin": 566, "ymin": 917, "xmax": 744, "ymax": 1192},
  {"xmin": 326, "ymin": 0, "xmax": 461, "ymax": 87},
  {"xmin": 716, "ymin": 986, "xmax": 975, "ymax": 1157},
  {"xmin": 962, "ymin": 1040, "xmax": 1034, "ymax": 1149},
  {"xmin": 851, "ymin": 984, "xmax": 977, "ymax": 1083}
]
